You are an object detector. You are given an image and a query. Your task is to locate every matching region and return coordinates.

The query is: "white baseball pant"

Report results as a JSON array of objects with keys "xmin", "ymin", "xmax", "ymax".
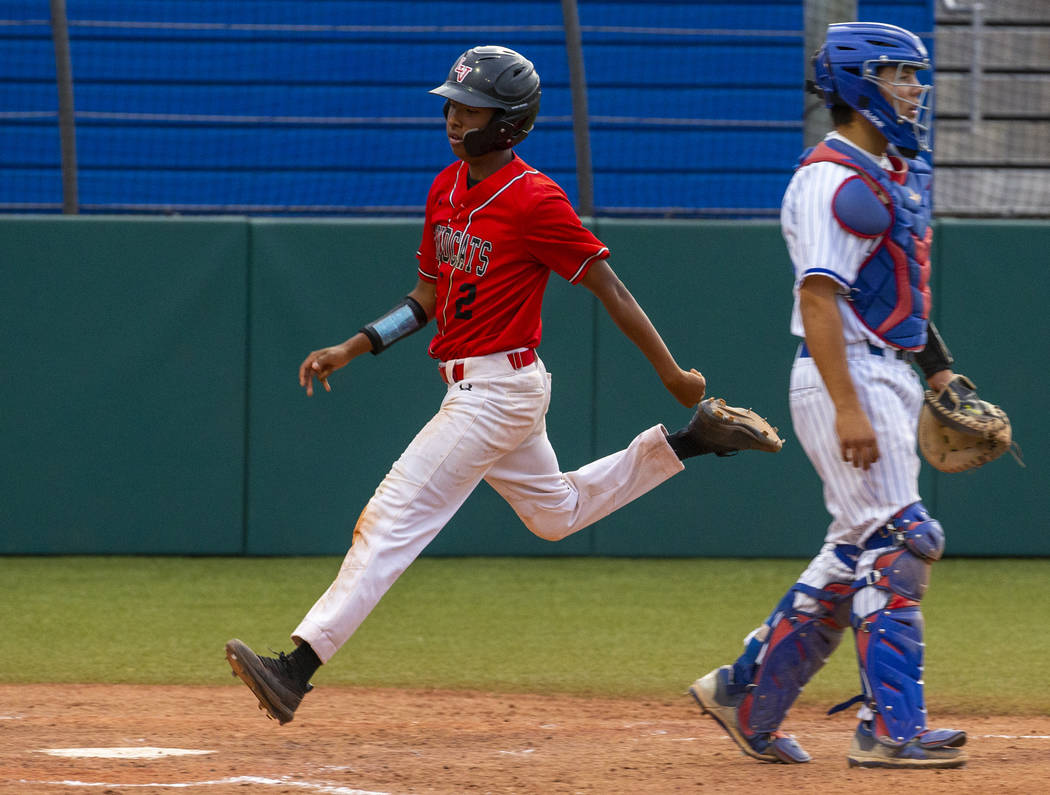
[
  {"xmin": 293, "ymin": 351, "xmax": 683, "ymax": 662},
  {"xmin": 788, "ymin": 341, "xmax": 924, "ymax": 546}
]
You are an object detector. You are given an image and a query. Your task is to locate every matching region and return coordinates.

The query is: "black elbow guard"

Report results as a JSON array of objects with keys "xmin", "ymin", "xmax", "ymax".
[
  {"xmin": 914, "ymin": 321, "xmax": 955, "ymax": 379},
  {"xmin": 360, "ymin": 296, "xmax": 428, "ymax": 355}
]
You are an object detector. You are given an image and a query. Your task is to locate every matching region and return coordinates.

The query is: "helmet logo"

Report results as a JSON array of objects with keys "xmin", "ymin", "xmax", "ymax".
[
  {"xmin": 861, "ymin": 109, "xmax": 885, "ymax": 129},
  {"xmin": 454, "ymin": 62, "xmax": 473, "ymax": 83}
]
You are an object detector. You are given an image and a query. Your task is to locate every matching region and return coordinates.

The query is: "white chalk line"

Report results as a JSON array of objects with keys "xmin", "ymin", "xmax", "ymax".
[
  {"xmin": 38, "ymin": 747, "xmax": 213, "ymax": 759},
  {"xmin": 18, "ymin": 777, "xmax": 389, "ymax": 794},
  {"xmin": 21, "ymin": 736, "xmax": 1050, "ymax": 792},
  {"xmin": 658, "ymin": 733, "xmax": 1050, "ymax": 741}
]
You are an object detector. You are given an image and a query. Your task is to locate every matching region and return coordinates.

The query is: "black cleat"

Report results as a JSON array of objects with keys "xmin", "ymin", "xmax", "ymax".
[{"xmin": 225, "ymin": 638, "xmax": 312, "ymax": 725}]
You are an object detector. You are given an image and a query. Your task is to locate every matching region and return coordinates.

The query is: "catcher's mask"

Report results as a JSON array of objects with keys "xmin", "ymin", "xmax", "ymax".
[
  {"xmin": 430, "ymin": 46, "xmax": 541, "ymax": 157},
  {"xmin": 811, "ymin": 22, "xmax": 932, "ymax": 156}
]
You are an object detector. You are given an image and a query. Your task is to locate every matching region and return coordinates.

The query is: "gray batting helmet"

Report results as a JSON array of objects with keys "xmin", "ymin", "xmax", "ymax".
[{"xmin": 430, "ymin": 46, "xmax": 541, "ymax": 156}]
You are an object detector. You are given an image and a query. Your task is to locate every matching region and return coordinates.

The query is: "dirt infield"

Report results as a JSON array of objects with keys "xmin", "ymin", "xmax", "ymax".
[{"xmin": 1, "ymin": 684, "xmax": 1047, "ymax": 794}]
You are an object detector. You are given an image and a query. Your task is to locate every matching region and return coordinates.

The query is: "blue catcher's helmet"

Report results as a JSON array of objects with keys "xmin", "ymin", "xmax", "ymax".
[{"xmin": 812, "ymin": 22, "xmax": 932, "ymax": 154}]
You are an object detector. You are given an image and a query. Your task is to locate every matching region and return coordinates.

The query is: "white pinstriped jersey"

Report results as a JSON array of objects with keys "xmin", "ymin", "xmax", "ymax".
[
  {"xmin": 781, "ymin": 132, "xmax": 895, "ymax": 346},
  {"xmin": 781, "ymin": 132, "xmax": 924, "ymax": 543}
]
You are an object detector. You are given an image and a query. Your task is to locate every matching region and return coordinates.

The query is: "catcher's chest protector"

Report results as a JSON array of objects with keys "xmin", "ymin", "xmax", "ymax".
[{"xmin": 800, "ymin": 140, "xmax": 933, "ymax": 350}]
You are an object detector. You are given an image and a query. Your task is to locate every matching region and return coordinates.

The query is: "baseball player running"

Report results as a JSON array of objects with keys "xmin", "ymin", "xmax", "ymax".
[
  {"xmin": 689, "ymin": 23, "xmax": 969, "ymax": 769},
  {"xmin": 226, "ymin": 45, "xmax": 783, "ymax": 724}
]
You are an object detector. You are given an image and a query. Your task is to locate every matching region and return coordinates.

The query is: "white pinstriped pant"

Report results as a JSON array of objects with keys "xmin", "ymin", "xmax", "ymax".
[
  {"xmin": 292, "ymin": 352, "xmax": 684, "ymax": 662},
  {"xmin": 788, "ymin": 342, "xmax": 924, "ymax": 547},
  {"xmin": 785, "ymin": 346, "xmax": 927, "ymax": 719}
]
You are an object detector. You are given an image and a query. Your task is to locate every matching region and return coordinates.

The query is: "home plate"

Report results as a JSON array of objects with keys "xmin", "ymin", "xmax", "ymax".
[{"xmin": 38, "ymin": 747, "xmax": 214, "ymax": 759}]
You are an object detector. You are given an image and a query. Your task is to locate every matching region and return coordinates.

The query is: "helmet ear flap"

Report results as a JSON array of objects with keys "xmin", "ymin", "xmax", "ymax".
[
  {"xmin": 461, "ymin": 128, "xmax": 484, "ymax": 157},
  {"xmin": 461, "ymin": 109, "xmax": 513, "ymax": 157}
]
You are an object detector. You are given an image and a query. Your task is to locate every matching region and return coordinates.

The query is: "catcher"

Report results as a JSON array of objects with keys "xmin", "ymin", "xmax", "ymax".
[{"xmin": 688, "ymin": 22, "xmax": 1016, "ymax": 770}]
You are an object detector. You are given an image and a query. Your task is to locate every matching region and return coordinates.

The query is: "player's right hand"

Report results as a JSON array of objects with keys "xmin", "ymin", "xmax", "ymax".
[
  {"xmin": 299, "ymin": 345, "xmax": 352, "ymax": 396},
  {"xmin": 666, "ymin": 367, "xmax": 707, "ymax": 408},
  {"xmin": 835, "ymin": 406, "xmax": 879, "ymax": 470}
]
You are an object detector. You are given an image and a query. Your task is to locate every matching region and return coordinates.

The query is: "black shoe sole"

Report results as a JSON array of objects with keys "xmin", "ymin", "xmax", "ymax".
[
  {"xmin": 697, "ymin": 399, "xmax": 784, "ymax": 454},
  {"xmin": 225, "ymin": 638, "xmax": 297, "ymax": 725}
]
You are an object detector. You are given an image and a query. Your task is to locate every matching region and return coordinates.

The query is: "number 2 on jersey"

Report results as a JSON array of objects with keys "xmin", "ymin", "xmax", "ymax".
[{"xmin": 454, "ymin": 282, "xmax": 476, "ymax": 319}]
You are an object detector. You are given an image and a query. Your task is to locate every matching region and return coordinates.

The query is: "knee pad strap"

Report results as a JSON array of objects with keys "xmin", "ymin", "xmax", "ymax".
[
  {"xmin": 869, "ymin": 547, "xmax": 932, "ymax": 602},
  {"xmin": 864, "ymin": 502, "xmax": 945, "ymax": 561},
  {"xmin": 857, "ymin": 503, "xmax": 945, "ymax": 602}
]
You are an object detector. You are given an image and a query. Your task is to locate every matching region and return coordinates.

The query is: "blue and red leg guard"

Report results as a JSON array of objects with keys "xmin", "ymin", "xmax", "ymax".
[
  {"xmin": 855, "ymin": 597, "xmax": 928, "ymax": 743},
  {"xmin": 733, "ymin": 581, "xmax": 853, "ymax": 736},
  {"xmin": 854, "ymin": 502, "xmax": 949, "ymax": 745}
]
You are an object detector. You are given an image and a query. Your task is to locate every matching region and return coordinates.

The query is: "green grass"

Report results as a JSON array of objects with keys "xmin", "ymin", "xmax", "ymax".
[{"xmin": 2, "ymin": 556, "xmax": 1047, "ymax": 715}]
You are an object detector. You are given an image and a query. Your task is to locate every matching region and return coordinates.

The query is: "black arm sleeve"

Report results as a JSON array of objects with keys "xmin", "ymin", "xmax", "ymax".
[{"xmin": 913, "ymin": 321, "xmax": 955, "ymax": 379}]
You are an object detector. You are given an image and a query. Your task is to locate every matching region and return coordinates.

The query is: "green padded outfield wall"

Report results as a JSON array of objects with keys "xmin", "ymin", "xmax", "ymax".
[
  {"xmin": 1, "ymin": 217, "xmax": 248, "ymax": 554},
  {"xmin": 924, "ymin": 220, "xmax": 1047, "ymax": 556},
  {"xmin": 1, "ymin": 217, "xmax": 1044, "ymax": 556}
]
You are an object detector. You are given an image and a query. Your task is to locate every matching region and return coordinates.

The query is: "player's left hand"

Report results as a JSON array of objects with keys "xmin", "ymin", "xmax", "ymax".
[
  {"xmin": 925, "ymin": 368, "xmax": 955, "ymax": 392},
  {"xmin": 665, "ymin": 367, "xmax": 707, "ymax": 408}
]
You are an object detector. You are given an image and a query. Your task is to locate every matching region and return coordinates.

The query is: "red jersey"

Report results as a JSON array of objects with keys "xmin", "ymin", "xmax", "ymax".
[{"xmin": 416, "ymin": 154, "xmax": 609, "ymax": 361}]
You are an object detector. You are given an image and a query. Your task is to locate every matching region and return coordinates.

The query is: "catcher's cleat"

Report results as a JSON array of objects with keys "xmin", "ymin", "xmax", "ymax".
[
  {"xmin": 686, "ymin": 398, "xmax": 784, "ymax": 456},
  {"xmin": 689, "ymin": 666, "xmax": 811, "ymax": 764},
  {"xmin": 847, "ymin": 719, "xmax": 967, "ymax": 768},
  {"xmin": 917, "ymin": 727, "xmax": 967, "ymax": 749},
  {"xmin": 225, "ymin": 638, "xmax": 313, "ymax": 725}
]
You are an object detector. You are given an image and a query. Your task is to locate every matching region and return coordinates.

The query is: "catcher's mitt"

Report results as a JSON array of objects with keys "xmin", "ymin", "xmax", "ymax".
[{"xmin": 917, "ymin": 374, "xmax": 1016, "ymax": 473}]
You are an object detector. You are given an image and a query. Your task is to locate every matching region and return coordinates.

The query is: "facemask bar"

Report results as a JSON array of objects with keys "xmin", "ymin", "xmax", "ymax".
[{"xmin": 863, "ymin": 59, "xmax": 933, "ymax": 151}]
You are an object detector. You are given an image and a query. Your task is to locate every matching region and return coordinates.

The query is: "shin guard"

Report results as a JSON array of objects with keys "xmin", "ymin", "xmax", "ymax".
[
  {"xmin": 854, "ymin": 502, "xmax": 945, "ymax": 744},
  {"xmin": 855, "ymin": 601, "xmax": 927, "ymax": 743},
  {"xmin": 737, "ymin": 582, "xmax": 851, "ymax": 734}
]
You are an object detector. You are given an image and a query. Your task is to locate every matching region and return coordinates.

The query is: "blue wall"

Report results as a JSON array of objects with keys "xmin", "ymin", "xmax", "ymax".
[{"xmin": 1, "ymin": 0, "xmax": 932, "ymax": 216}]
